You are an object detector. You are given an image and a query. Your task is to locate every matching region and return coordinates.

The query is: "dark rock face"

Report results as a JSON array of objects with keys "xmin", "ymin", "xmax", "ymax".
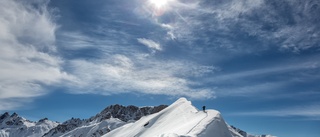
[
  {"xmin": 92, "ymin": 104, "xmax": 168, "ymax": 122},
  {"xmin": 0, "ymin": 112, "xmax": 10, "ymax": 122},
  {"xmin": 38, "ymin": 118, "xmax": 49, "ymax": 123}
]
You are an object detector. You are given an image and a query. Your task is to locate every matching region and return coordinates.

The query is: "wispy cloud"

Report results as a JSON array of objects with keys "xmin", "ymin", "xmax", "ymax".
[
  {"xmin": 216, "ymin": 82, "xmax": 286, "ymax": 97},
  {"xmin": 233, "ymin": 104, "xmax": 320, "ymax": 120},
  {"xmin": 0, "ymin": 0, "xmax": 70, "ymax": 111},
  {"xmin": 50, "ymin": 3, "xmax": 218, "ymax": 100},
  {"xmin": 144, "ymin": 0, "xmax": 320, "ymax": 53},
  {"xmin": 53, "ymin": 0, "xmax": 320, "ymax": 101},
  {"xmin": 137, "ymin": 38, "xmax": 162, "ymax": 53},
  {"xmin": 65, "ymin": 54, "xmax": 215, "ymax": 99},
  {"xmin": 0, "ymin": 99, "xmax": 32, "ymax": 111},
  {"xmin": 205, "ymin": 55, "xmax": 320, "ymax": 97},
  {"xmin": 2, "ymin": 0, "xmax": 318, "ymax": 113},
  {"xmin": 212, "ymin": 60, "xmax": 320, "ymax": 83}
]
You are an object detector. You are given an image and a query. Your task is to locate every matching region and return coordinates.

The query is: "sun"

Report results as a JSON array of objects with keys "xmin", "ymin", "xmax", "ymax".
[
  {"xmin": 149, "ymin": 0, "xmax": 169, "ymax": 8},
  {"xmin": 147, "ymin": 0, "xmax": 174, "ymax": 16}
]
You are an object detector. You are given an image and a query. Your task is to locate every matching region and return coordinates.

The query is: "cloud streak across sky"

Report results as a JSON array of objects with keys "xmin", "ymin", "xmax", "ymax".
[
  {"xmin": 137, "ymin": 38, "xmax": 162, "ymax": 53},
  {"xmin": 233, "ymin": 104, "xmax": 320, "ymax": 120}
]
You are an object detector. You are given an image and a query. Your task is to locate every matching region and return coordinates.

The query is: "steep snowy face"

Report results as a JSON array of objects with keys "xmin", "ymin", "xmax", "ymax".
[
  {"xmin": 104, "ymin": 98, "xmax": 233, "ymax": 137},
  {"xmin": 43, "ymin": 104, "xmax": 168, "ymax": 137},
  {"xmin": 0, "ymin": 112, "xmax": 59, "ymax": 137}
]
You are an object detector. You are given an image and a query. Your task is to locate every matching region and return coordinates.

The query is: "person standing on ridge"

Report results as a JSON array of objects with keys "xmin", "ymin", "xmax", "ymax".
[{"xmin": 202, "ymin": 106, "xmax": 206, "ymax": 112}]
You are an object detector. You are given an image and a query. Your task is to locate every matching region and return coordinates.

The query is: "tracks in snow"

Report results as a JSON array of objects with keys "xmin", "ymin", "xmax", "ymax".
[{"xmin": 186, "ymin": 111, "xmax": 209, "ymax": 135}]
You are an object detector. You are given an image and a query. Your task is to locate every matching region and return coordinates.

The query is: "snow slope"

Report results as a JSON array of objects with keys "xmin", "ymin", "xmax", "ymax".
[
  {"xmin": 104, "ymin": 98, "xmax": 232, "ymax": 137},
  {"xmin": 59, "ymin": 118, "xmax": 125, "ymax": 137}
]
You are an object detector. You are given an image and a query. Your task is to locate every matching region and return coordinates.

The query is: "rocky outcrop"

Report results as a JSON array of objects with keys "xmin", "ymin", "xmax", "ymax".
[{"xmin": 90, "ymin": 104, "xmax": 168, "ymax": 122}]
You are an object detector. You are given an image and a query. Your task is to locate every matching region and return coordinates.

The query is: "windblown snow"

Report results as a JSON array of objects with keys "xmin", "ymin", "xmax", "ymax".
[{"xmin": 104, "ymin": 98, "xmax": 232, "ymax": 137}]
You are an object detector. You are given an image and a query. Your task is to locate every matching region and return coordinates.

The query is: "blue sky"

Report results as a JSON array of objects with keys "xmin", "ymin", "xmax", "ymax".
[{"xmin": 0, "ymin": 0, "xmax": 319, "ymax": 136}]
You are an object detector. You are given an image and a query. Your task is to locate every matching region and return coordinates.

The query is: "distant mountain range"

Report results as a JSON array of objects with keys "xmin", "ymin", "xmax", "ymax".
[{"xmin": 0, "ymin": 98, "xmax": 274, "ymax": 137}]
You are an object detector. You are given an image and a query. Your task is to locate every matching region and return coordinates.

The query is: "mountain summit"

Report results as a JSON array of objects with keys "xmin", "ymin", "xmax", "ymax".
[{"xmin": 104, "ymin": 97, "xmax": 232, "ymax": 137}]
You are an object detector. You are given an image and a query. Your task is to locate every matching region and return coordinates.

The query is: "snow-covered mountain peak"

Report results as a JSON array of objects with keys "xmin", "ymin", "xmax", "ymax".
[
  {"xmin": 104, "ymin": 97, "xmax": 232, "ymax": 137},
  {"xmin": 0, "ymin": 112, "xmax": 29, "ymax": 128},
  {"xmin": 174, "ymin": 97, "xmax": 188, "ymax": 103},
  {"xmin": 0, "ymin": 112, "xmax": 59, "ymax": 137}
]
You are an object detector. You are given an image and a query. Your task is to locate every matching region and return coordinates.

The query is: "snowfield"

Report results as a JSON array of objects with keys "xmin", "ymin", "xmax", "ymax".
[{"xmin": 104, "ymin": 98, "xmax": 232, "ymax": 137}]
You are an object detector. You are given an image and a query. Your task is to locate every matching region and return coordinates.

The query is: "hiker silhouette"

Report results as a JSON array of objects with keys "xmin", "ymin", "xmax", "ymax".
[{"xmin": 202, "ymin": 106, "xmax": 206, "ymax": 112}]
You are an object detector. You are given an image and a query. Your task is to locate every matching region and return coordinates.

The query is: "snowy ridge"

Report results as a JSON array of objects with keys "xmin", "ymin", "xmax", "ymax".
[
  {"xmin": 0, "ymin": 112, "xmax": 58, "ymax": 137},
  {"xmin": 104, "ymin": 98, "xmax": 232, "ymax": 137}
]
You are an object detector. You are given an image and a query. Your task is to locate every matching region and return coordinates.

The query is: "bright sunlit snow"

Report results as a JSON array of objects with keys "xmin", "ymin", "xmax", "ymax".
[{"xmin": 104, "ymin": 98, "xmax": 232, "ymax": 137}]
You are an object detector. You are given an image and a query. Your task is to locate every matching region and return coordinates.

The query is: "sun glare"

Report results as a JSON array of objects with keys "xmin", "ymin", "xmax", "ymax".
[{"xmin": 150, "ymin": 0, "xmax": 169, "ymax": 8}]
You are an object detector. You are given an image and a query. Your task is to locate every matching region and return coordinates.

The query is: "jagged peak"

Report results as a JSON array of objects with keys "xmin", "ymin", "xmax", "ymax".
[
  {"xmin": 62, "ymin": 117, "xmax": 82, "ymax": 125},
  {"xmin": 0, "ymin": 112, "xmax": 10, "ymax": 120},
  {"xmin": 10, "ymin": 112, "xmax": 18, "ymax": 117},
  {"xmin": 38, "ymin": 118, "xmax": 49, "ymax": 123},
  {"xmin": 0, "ymin": 112, "xmax": 24, "ymax": 121}
]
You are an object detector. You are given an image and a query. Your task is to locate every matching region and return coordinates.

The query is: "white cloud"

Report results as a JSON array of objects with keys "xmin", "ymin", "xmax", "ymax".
[
  {"xmin": 0, "ymin": 0, "xmax": 70, "ymax": 111},
  {"xmin": 0, "ymin": 99, "xmax": 32, "ymax": 111},
  {"xmin": 65, "ymin": 55, "xmax": 215, "ymax": 99},
  {"xmin": 58, "ymin": 32, "xmax": 97, "ymax": 50},
  {"xmin": 137, "ymin": 38, "xmax": 162, "ymax": 53}
]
